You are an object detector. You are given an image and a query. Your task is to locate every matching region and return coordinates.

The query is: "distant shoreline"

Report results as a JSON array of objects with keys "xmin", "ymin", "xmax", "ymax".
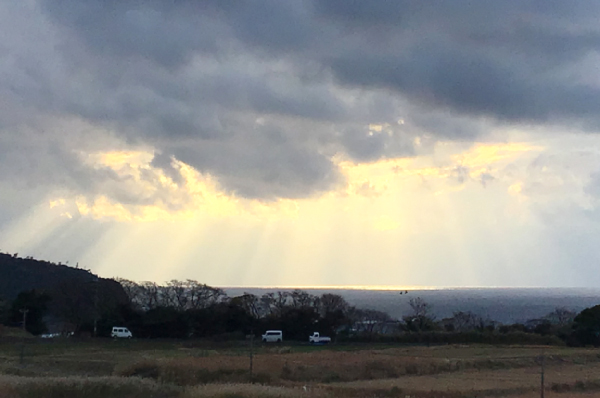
[
  {"xmin": 220, "ymin": 285, "xmax": 600, "ymax": 291},
  {"xmin": 223, "ymin": 287, "xmax": 600, "ymax": 324}
]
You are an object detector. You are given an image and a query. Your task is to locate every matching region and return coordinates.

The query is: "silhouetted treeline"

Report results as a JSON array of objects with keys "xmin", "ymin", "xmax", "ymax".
[
  {"xmin": 109, "ymin": 279, "xmax": 386, "ymax": 340},
  {"xmin": 1, "ymin": 252, "xmax": 600, "ymax": 347},
  {"xmin": 91, "ymin": 280, "xmax": 594, "ymax": 347}
]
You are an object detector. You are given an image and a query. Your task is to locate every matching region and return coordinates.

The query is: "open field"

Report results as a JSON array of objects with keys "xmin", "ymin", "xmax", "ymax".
[{"xmin": 3, "ymin": 339, "xmax": 600, "ymax": 397}]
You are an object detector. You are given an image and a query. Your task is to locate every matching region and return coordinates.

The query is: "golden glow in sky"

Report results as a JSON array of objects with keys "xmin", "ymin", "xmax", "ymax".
[
  {"xmin": 0, "ymin": 139, "xmax": 550, "ymax": 287},
  {"xmin": 4, "ymin": 134, "xmax": 578, "ymax": 288},
  {"xmin": 68, "ymin": 141, "xmax": 542, "ymax": 224}
]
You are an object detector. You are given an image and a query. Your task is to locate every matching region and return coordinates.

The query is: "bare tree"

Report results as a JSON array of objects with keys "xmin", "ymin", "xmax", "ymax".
[
  {"xmin": 408, "ymin": 297, "xmax": 433, "ymax": 318},
  {"xmin": 115, "ymin": 278, "xmax": 143, "ymax": 309},
  {"xmin": 185, "ymin": 280, "xmax": 204, "ymax": 310},
  {"xmin": 403, "ymin": 297, "xmax": 436, "ymax": 332},
  {"xmin": 354, "ymin": 308, "xmax": 392, "ymax": 335},
  {"xmin": 290, "ymin": 290, "xmax": 317, "ymax": 309},
  {"xmin": 273, "ymin": 291, "xmax": 290, "ymax": 315},
  {"xmin": 447, "ymin": 311, "xmax": 483, "ymax": 332},
  {"xmin": 194, "ymin": 283, "xmax": 227, "ymax": 309},
  {"xmin": 260, "ymin": 293, "xmax": 276, "ymax": 316},
  {"xmin": 207, "ymin": 286, "xmax": 227, "ymax": 307},
  {"xmin": 138, "ymin": 282, "xmax": 160, "ymax": 310},
  {"xmin": 118, "ymin": 279, "xmax": 228, "ymax": 311},
  {"xmin": 545, "ymin": 307, "xmax": 576, "ymax": 326},
  {"xmin": 237, "ymin": 293, "xmax": 261, "ymax": 319},
  {"xmin": 319, "ymin": 293, "xmax": 349, "ymax": 316},
  {"xmin": 165, "ymin": 280, "xmax": 188, "ymax": 310}
]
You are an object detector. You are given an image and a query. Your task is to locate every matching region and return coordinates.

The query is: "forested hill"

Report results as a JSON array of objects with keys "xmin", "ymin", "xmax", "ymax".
[{"xmin": 0, "ymin": 252, "xmax": 98, "ymax": 299}]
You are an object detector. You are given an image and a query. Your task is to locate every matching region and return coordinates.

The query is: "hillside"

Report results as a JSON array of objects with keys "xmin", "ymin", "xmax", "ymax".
[{"xmin": 0, "ymin": 252, "xmax": 101, "ymax": 299}]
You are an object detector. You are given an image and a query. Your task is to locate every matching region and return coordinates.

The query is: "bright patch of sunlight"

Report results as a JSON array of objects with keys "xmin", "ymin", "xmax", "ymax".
[
  {"xmin": 508, "ymin": 182, "xmax": 523, "ymax": 195},
  {"xmin": 372, "ymin": 216, "xmax": 401, "ymax": 231},
  {"xmin": 5, "ymin": 140, "xmax": 547, "ymax": 286},
  {"xmin": 453, "ymin": 142, "xmax": 543, "ymax": 177},
  {"xmin": 49, "ymin": 143, "xmax": 544, "ymax": 223},
  {"xmin": 57, "ymin": 150, "xmax": 300, "ymax": 222}
]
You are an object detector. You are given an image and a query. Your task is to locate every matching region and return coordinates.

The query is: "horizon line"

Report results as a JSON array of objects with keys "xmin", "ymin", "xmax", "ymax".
[{"xmin": 216, "ymin": 285, "xmax": 594, "ymax": 291}]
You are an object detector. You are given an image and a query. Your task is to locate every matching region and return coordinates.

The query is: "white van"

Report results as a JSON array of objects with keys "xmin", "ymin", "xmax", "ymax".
[
  {"xmin": 261, "ymin": 330, "xmax": 283, "ymax": 343},
  {"xmin": 111, "ymin": 326, "xmax": 133, "ymax": 338}
]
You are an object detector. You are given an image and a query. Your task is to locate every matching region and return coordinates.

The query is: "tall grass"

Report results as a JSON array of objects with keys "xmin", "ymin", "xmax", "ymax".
[
  {"xmin": 184, "ymin": 384, "xmax": 331, "ymax": 398},
  {"xmin": 116, "ymin": 359, "xmax": 272, "ymax": 385},
  {"xmin": 0, "ymin": 376, "xmax": 332, "ymax": 398},
  {"xmin": 340, "ymin": 331, "xmax": 565, "ymax": 346},
  {"xmin": 114, "ymin": 351, "xmax": 560, "ymax": 385},
  {"xmin": 0, "ymin": 375, "xmax": 181, "ymax": 398}
]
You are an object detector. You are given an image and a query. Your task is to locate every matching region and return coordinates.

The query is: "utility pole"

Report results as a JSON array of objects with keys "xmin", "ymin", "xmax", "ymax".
[
  {"xmin": 249, "ymin": 329, "xmax": 254, "ymax": 378},
  {"xmin": 19, "ymin": 308, "xmax": 29, "ymax": 332},
  {"xmin": 540, "ymin": 352, "xmax": 545, "ymax": 398},
  {"xmin": 93, "ymin": 277, "xmax": 99, "ymax": 337},
  {"xmin": 19, "ymin": 308, "xmax": 28, "ymax": 367}
]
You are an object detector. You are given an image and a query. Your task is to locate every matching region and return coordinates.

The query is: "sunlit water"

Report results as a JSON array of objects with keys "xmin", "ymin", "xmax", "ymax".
[{"xmin": 224, "ymin": 287, "xmax": 600, "ymax": 324}]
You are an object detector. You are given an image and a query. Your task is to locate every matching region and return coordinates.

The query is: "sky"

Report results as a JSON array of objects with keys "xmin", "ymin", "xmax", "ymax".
[{"xmin": 2, "ymin": 1, "xmax": 600, "ymax": 288}]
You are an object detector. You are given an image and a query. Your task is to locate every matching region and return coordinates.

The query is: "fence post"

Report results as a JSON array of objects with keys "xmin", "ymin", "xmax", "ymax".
[
  {"xmin": 19, "ymin": 343, "xmax": 25, "ymax": 367},
  {"xmin": 249, "ymin": 330, "xmax": 254, "ymax": 378},
  {"xmin": 540, "ymin": 352, "xmax": 545, "ymax": 398}
]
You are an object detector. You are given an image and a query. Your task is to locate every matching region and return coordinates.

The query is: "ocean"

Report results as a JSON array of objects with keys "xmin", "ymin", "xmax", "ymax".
[{"xmin": 224, "ymin": 287, "xmax": 600, "ymax": 324}]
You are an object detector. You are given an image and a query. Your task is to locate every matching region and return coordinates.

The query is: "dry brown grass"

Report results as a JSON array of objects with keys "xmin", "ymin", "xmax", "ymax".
[
  {"xmin": 507, "ymin": 393, "xmax": 600, "ymax": 398},
  {"xmin": 324, "ymin": 362, "xmax": 600, "ymax": 397},
  {"xmin": 0, "ymin": 326, "xmax": 34, "ymax": 339},
  {"xmin": 0, "ymin": 374, "xmax": 181, "ymax": 398},
  {"xmin": 115, "ymin": 345, "xmax": 600, "ymax": 384},
  {"xmin": 115, "ymin": 358, "xmax": 270, "ymax": 385},
  {"xmin": 0, "ymin": 375, "xmax": 333, "ymax": 398},
  {"xmin": 4, "ymin": 342, "xmax": 600, "ymax": 398},
  {"xmin": 183, "ymin": 384, "xmax": 331, "ymax": 398}
]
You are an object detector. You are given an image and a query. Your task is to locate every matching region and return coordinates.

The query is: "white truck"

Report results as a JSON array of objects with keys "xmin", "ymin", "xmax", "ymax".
[{"xmin": 309, "ymin": 332, "xmax": 331, "ymax": 344}]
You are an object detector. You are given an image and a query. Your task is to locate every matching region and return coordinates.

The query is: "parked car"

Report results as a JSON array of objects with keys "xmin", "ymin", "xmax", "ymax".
[
  {"xmin": 111, "ymin": 326, "xmax": 132, "ymax": 338},
  {"xmin": 40, "ymin": 332, "xmax": 73, "ymax": 338},
  {"xmin": 40, "ymin": 333, "xmax": 60, "ymax": 339},
  {"xmin": 309, "ymin": 332, "xmax": 331, "ymax": 344},
  {"xmin": 262, "ymin": 330, "xmax": 282, "ymax": 343}
]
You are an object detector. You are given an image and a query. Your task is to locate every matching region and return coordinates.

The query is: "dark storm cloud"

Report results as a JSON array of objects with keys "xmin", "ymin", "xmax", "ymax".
[
  {"xmin": 36, "ymin": 0, "xmax": 600, "ymax": 126},
  {"xmin": 0, "ymin": 129, "xmax": 186, "ymax": 211},
  {"xmin": 340, "ymin": 127, "xmax": 388, "ymax": 162},
  {"xmin": 1, "ymin": 0, "xmax": 600, "ymax": 202},
  {"xmin": 315, "ymin": 1, "xmax": 600, "ymax": 124},
  {"xmin": 40, "ymin": 0, "xmax": 223, "ymax": 68},
  {"xmin": 168, "ymin": 122, "xmax": 343, "ymax": 199},
  {"xmin": 0, "ymin": 133, "xmax": 97, "ymax": 192}
]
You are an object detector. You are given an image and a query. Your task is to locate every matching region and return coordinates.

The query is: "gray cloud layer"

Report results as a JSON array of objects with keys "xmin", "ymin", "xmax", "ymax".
[{"xmin": 1, "ymin": 1, "xmax": 600, "ymax": 203}]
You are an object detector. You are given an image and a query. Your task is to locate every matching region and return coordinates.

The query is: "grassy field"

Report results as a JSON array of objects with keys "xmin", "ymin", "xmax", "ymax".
[{"xmin": 2, "ymin": 337, "xmax": 600, "ymax": 397}]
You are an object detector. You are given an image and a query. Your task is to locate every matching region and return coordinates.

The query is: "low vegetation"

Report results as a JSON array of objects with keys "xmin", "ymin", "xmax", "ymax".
[
  {"xmin": 1, "ymin": 252, "xmax": 595, "ymax": 350},
  {"xmin": 3, "ymin": 253, "xmax": 600, "ymax": 397},
  {"xmin": 0, "ymin": 375, "xmax": 181, "ymax": 398},
  {"xmin": 3, "ymin": 341, "xmax": 600, "ymax": 397}
]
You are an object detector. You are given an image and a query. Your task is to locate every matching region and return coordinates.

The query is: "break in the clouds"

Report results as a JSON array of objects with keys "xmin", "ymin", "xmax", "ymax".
[{"xmin": 2, "ymin": 0, "xmax": 600, "ymax": 204}]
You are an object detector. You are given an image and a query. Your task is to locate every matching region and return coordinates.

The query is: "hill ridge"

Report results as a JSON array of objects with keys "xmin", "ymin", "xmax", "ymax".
[{"xmin": 0, "ymin": 252, "xmax": 98, "ymax": 299}]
